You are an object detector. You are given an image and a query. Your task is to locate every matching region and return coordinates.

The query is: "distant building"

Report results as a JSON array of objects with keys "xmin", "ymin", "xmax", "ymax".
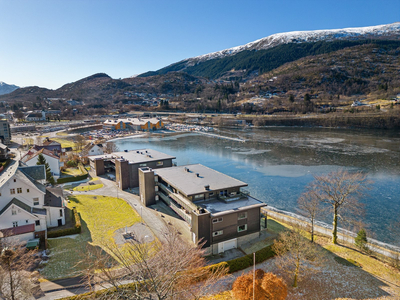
[
  {"xmin": 103, "ymin": 118, "xmax": 164, "ymax": 131},
  {"xmin": 0, "ymin": 142, "xmax": 10, "ymax": 161},
  {"xmin": 81, "ymin": 143, "xmax": 104, "ymax": 156},
  {"xmin": 21, "ymin": 148, "xmax": 63, "ymax": 179},
  {"xmin": 25, "ymin": 111, "xmax": 46, "ymax": 122},
  {"xmin": 0, "ymin": 119, "xmax": 11, "ymax": 144},
  {"xmin": 89, "ymin": 149, "xmax": 175, "ymax": 189},
  {"xmin": 139, "ymin": 164, "xmax": 266, "ymax": 254}
]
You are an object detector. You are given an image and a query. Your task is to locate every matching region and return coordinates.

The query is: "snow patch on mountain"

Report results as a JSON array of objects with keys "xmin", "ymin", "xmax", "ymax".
[
  {"xmin": 189, "ymin": 22, "xmax": 400, "ymax": 63},
  {"xmin": 0, "ymin": 82, "xmax": 19, "ymax": 95}
]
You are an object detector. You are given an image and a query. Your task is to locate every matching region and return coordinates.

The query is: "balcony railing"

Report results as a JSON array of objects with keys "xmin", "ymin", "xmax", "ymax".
[
  {"xmin": 156, "ymin": 182, "xmax": 197, "ymax": 212},
  {"xmin": 157, "ymin": 191, "xmax": 192, "ymax": 224},
  {"xmin": 218, "ymin": 191, "xmax": 250, "ymax": 202}
]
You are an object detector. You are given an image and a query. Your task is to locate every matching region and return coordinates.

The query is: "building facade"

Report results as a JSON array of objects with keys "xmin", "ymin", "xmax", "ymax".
[
  {"xmin": 103, "ymin": 118, "xmax": 164, "ymax": 131},
  {"xmin": 0, "ymin": 119, "xmax": 11, "ymax": 144},
  {"xmin": 0, "ymin": 162, "xmax": 65, "ymax": 244},
  {"xmin": 139, "ymin": 164, "xmax": 266, "ymax": 254},
  {"xmin": 89, "ymin": 149, "xmax": 175, "ymax": 189}
]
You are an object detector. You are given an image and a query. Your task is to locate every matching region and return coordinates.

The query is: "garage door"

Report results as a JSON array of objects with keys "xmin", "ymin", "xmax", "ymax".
[{"xmin": 218, "ymin": 238, "xmax": 237, "ymax": 253}]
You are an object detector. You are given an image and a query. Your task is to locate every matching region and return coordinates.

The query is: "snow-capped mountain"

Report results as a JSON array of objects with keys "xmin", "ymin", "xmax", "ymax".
[
  {"xmin": 189, "ymin": 22, "xmax": 400, "ymax": 64},
  {"xmin": 0, "ymin": 82, "xmax": 19, "ymax": 95}
]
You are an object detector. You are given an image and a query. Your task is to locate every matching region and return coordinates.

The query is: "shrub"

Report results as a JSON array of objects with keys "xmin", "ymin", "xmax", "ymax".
[
  {"xmin": 355, "ymin": 228, "xmax": 368, "ymax": 252},
  {"xmin": 66, "ymin": 160, "xmax": 78, "ymax": 168},
  {"xmin": 57, "ymin": 173, "xmax": 88, "ymax": 184}
]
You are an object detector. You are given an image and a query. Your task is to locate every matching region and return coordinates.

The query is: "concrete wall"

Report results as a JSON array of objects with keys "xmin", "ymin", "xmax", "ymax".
[{"xmin": 139, "ymin": 168, "xmax": 156, "ymax": 207}]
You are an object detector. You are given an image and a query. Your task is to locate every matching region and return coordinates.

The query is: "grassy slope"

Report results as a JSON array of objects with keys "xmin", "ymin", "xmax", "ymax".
[{"xmin": 42, "ymin": 195, "xmax": 140, "ymax": 280}]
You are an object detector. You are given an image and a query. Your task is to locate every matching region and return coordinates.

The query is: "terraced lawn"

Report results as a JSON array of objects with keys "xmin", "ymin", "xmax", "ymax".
[{"xmin": 42, "ymin": 195, "xmax": 140, "ymax": 280}]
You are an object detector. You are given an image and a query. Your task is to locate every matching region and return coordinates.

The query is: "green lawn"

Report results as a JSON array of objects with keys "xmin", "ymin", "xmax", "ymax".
[
  {"xmin": 51, "ymin": 138, "xmax": 76, "ymax": 149},
  {"xmin": 42, "ymin": 195, "xmax": 140, "ymax": 280},
  {"xmin": 72, "ymin": 183, "xmax": 103, "ymax": 192},
  {"xmin": 62, "ymin": 167, "xmax": 84, "ymax": 176}
]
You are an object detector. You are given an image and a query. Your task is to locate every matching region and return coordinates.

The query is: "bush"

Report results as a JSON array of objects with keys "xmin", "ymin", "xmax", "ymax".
[
  {"xmin": 47, "ymin": 208, "xmax": 82, "ymax": 238},
  {"xmin": 355, "ymin": 228, "xmax": 368, "ymax": 252},
  {"xmin": 66, "ymin": 160, "xmax": 78, "ymax": 168},
  {"xmin": 57, "ymin": 173, "xmax": 88, "ymax": 184}
]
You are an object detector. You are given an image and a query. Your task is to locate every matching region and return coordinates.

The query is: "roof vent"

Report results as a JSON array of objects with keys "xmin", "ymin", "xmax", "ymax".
[
  {"xmin": 196, "ymin": 173, "xmax": 199, "ymax": 177},
  {"xmin": 204, "ymin": 185, "xmax": 210, "ymax": 190},
  {"xmin": 145, "ymin": 150, "xmax": 148, "ymax": 153},
  {"xmin": 136, "ymin": 151, "xmax": 139, "ymax": 153},
  {"xmin": 124, "ymin": 150, "xmax": 128, "ymax": 152}
]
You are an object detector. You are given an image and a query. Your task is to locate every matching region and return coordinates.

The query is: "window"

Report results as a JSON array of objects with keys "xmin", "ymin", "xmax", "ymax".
[
  {"xmin": 209, "ymin": 192, "xmax": 213, "ymax": 197},
  {"xmin": 13, "ymin": 179, "xmax": 16, "ymax": 182},
  {"xmin": 156, "ymin": 161, "xmax": 163, "ymax": 166},
  {"xmin": 11, "ymin": 209, "xmax": 16, "ymax": 215},
  {"xmin": 33, "ymin": 198, "xmax": 39, "ymax": 206},
  {"xmin": 212, "ymin": 217, "xmax": 223, "ymax": 224},
  {"xmin": 139, "ymin": 163, "xmax": 147, "ymax": 167},
  {"xmin": 60, "ymin": 209, "xmax": 63, "ymax": 217},
  {"xmin": 10, "ymin": 188, "xmax": 15, "ymax": 195},
  {"xmin": 238, "ymin": 224, "xmax": 247, "ymax": 232},
  {"xmin": 12, "ymin": 222, "xmax": 18, "ymax": 227},
  {"xmin": 27, "ymin": 189, "xmax": 30, "ymax": 193},
  {"xmin": 238, "ymin": 212, "xmax": 247, "ymax": 220},
  {"xmin": 26, "ymin": 220, "xmax": 29, "ymax": 224},
  {"xmin": 17, "ymin": 188, "xmax": 22, "ymax": 194},
  {"xmin": 35, "ymin": 220, "xmax": 40, "ymax": 226},
  {"xmin": 213, "ymin": 230, "xmax": 223, "ymax": 237},
  {"xmin": 194, "ymin": 194, "xmax": 204, "ymax": 200}
]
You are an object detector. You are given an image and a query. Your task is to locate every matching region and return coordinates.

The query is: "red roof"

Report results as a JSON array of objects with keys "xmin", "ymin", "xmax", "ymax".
[{"xmin": 1, "ymin": 224, "xmax": 35, "ymax": 236}]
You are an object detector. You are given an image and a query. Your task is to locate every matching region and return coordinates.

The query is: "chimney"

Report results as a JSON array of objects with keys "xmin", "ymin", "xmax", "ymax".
[{"xmin": 204, "ymin": 185, "xmax": 210, "ymax": 190}]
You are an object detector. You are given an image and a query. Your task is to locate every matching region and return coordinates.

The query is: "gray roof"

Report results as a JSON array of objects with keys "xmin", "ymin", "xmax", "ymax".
[
  {"xmin": 90, "ymin": 149, "xmax": 175, "ymax": 164},
  {"xmin": 19, "ymin": 165, "xmax": 46, "ymax": 181},
  {"xmin": 15, "ymin": 169, "xmax": 46, "ymax": 194},
  {"xmin": 32, "ymin": 207, "xmax": 47, "ymax": 215},
  {"xmin": 44, "ymin": 187, "xmax": 64, "ymax": 207},
  {"xmin": 155, "ymin": 164, "xmax": 248, "ymax": 197},
  {"xmin": 0, "ymin": 198, "xmax": 31, "ymax": 216},
  {"xmin": 195, "ymin": 196, "xmax": 266, "ymax": 216},
  {"xmin": 0, "ymin": 162, "xmax": 46, "ymax": 194}
]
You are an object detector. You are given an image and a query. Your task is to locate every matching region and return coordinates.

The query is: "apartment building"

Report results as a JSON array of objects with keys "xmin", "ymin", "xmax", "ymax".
[
  {"xmin": 89, "ymin": 149, "xmax": 175, "ymax": 189},
  {"xmin": 0, "ymin": 119, "xmax": 11, "ymax": 144},
  {"xmin": 139, "ymin": 164, "xmax": 266, "ymax": 254}
]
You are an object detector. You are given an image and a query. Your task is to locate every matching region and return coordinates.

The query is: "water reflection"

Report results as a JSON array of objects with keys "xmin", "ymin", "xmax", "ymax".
[{"xmin": 114, "ymin": 127, "xmax": 400, "ymax": 245}]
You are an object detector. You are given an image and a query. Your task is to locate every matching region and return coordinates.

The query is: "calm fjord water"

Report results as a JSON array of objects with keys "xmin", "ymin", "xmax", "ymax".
[{"xmin": 114, "ymin": 127, "xmax": 400, "ymax": 245}]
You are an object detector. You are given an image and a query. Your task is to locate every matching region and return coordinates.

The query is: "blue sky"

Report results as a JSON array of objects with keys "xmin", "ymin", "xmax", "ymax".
[{"xmin": 0, "ymin": 0, "xmax": 399, "ymax": 89}]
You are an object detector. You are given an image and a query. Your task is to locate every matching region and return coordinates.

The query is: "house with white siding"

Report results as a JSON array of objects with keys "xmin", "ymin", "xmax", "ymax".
[
  {"xmin": 0, "ymin": 161, "xmax": 65, "ymax": 244},
  {"xmin": 21, "ymin": 148, "xmax": 63, "ymax": 179}
]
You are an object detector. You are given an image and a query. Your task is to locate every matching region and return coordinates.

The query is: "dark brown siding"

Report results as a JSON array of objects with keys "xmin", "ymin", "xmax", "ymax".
[{"xmin": 191, "ymin": 211, "xmax": 211, "ymax": 248}]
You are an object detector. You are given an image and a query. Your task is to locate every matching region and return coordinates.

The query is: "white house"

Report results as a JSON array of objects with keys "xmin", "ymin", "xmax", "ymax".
[
  {"xmin": 0, "ymin": 162, "xmax": 65, "ymax": 244},
  {"xmin": 81, "ymin": 143, "xmax": 104, "ymax": 156},
  {"xmin": 21, "ymin": 148, "xmax": 63, "ymax": 179}
]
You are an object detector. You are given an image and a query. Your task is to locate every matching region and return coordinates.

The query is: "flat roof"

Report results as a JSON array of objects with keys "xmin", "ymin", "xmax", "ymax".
[
  {"xmin": 89, "ymin": 149, "xmax": 175, "ymax": 164},
  {"xmin": 195, "ymin": 196, "xmax": 266, "ymax": 216},
  {"xmin": 155, "ymin": 164, "xmax": 247, "ymax": 197}
]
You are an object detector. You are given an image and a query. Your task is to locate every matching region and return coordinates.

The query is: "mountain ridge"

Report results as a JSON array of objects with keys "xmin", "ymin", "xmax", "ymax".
[{"xmin": 0, "ymin": 81, "xmax": 19, "ymax": 96}]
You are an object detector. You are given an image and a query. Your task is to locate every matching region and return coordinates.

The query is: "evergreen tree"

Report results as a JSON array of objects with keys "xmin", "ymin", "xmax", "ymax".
[
  {"xmin": 36, "ymin": 153, "xmax": 55, "ymax": 185},
  {"xmin": 355, "ymin": 228, "xmax": 368, "ymax": 251}
]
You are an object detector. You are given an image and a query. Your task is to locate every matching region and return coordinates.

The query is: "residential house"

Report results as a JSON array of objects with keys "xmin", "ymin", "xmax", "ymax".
[
  {"xmin": 0, "ymin": 142, "xmax": 10, "ymax": 161},
  {"xmin": 0, "ymin": 162, "xmax": 65, "ymax": 244},
  {"xmin": 41, "ymin": 138, "xmax": 62, "ymax": 155},
  {"xmin": 89, "ymin": 149, "xmax": 175, "ymax": 189},
  {"xmin": 21, "ymin": 148, "xmax": 63, "ymax": 179},
  {"xmin": 81, "ymin": 143, "xmax": 104, "ymax": 156},
  {"xmin": 139, "ymin": 164, "xmax": 266, "ymax": 254}
]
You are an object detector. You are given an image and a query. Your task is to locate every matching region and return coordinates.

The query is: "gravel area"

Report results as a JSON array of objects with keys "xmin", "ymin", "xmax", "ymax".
[{"xmin": 114, "ymin": 222, "xmax": 155, "ymax": 245}]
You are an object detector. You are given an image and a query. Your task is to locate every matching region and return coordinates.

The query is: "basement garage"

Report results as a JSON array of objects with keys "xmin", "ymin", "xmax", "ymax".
[{"xmin": 218, "ymin": 238, "xmax": 237, "ymax": 253}]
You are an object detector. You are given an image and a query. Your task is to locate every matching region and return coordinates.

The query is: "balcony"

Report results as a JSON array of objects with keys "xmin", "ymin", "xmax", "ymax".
[
  {"xmin": 218, "ymin": 190, "xmax": 250, "ymax": 203},
  {"xmin": 156, "ymin": 182, "xmax": 198, "ymax": 212}
]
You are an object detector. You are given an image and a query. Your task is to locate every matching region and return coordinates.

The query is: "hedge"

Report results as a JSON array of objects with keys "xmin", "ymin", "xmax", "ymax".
[
  {"xmin": 47, "ymin": 208, "xmax": 82, "ymax": 238},
  {"xmin": 61, "ymin": 245, "xmax": 276, "ymax": 300},
  {"xmin": 57, "ymin": 173, "xmax": 88, "ymax": 184}
]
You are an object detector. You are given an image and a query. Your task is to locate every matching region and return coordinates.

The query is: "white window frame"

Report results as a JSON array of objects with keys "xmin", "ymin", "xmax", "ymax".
[
  {"xmin": 238, "ymin": 224, "xmax": 247, "ymax": 232},
  {"xmin": 212, "ymin": 230, "xmax": 223, "ymax": 237},
  {"xmin": 10, "ymin": 188, "xmax": 15, "ymax": 195},
  {"xmin": 17, "ymin": 187, "xmax": 22, "ymax": 194},
  {"xmin": 12, "ymin": 221, "xmax": 18, "ymax": 227},
  {"xmin": 33, "ymin": 198, "xmax": 39, "ymax": 206},
  {"xmin": 212, "ymin": 217, "xmax": 223, "ymax": 224}
]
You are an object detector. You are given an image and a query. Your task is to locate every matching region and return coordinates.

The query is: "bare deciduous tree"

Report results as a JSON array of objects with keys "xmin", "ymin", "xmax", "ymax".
[
  {"xmin": 74, "ymin": 135, "xmax": 87, "ymax": 151},
  {"xmin": 297, "ymin": 187, "xmax": 325, "ymax": 243},
  {"xmin": 82, "ymin": 228, "xmax": 227, "ymax": 299},
  {"xmin": 273, "ymin": 227, "xmax": 324, "ymax": 288},
  {"xmin": 104, "ymin": 142, "xmax": 119, "ymax": 154},
  {"xmin": 0, "ymin": 239, "xmax": 40, "ymax": 300},
  {"xmin": 310, "ymin": 170, "xmax": 370, "ymax": 244}
]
